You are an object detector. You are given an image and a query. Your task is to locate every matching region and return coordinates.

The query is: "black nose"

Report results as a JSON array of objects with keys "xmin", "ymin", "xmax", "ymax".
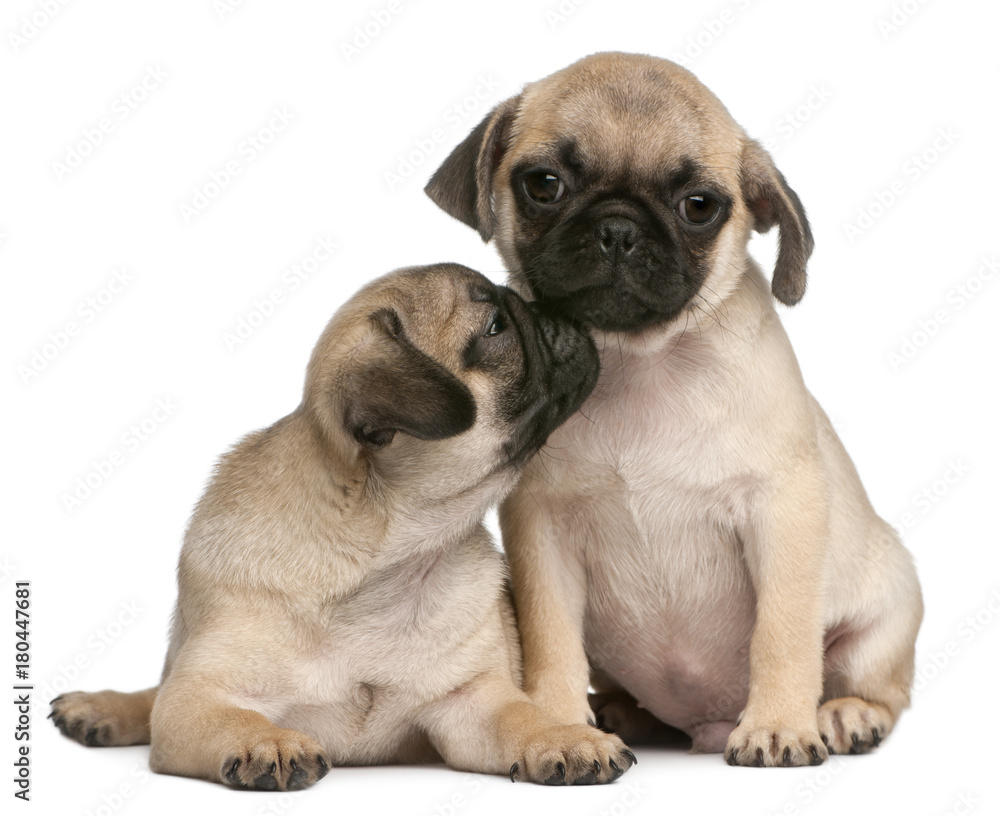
[{"xmin": 598, "ymin": 216, "xmax": 639, "ymax": 259}]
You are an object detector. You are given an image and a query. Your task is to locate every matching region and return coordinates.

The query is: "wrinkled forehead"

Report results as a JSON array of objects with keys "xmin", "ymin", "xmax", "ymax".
[
  {"xmin": 384, "ymin": 265, "xmax": 497, "ymax": 362},
  {"xmin": 510, "ymin": 60, "xmax": 744, "ymax": 185}
]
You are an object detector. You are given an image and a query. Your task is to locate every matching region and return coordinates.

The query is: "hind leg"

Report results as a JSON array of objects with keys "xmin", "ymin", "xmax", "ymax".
[
  {"xmin": 50, "ymin": 687, "xmax": 158, "ymax": 747},
  {"xmin": 820, "ymin": 557, "xmax": 923, "ymax": 754}
]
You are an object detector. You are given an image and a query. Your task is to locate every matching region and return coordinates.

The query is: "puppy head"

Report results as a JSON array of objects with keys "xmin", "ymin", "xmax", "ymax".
[
  {"xmin": 426, "ymin": 52, "xmax": 813, "ymax": 334},
  {"xmin": 303, "ymin": 263, "xmax": 598, "ymax": 502}
]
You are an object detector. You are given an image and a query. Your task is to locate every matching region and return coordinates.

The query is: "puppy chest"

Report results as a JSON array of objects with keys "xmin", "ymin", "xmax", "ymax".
[
  {"xmin": 277, "ymin": 558, "xmax": 506, "ymax": 741},
  {"xmin": 582, "ymin": 524, "xmax": 757, "ymax": 728},
  {"xmin": 275, "ymin": 618, "xmax": 493, "ymax": 763},
  {"xmin": 562, "ymin": 480, "xmax": 758, "ymax": 723},
  {"xmin": 556, "ymin": 377, "xmax": 749, "ymax": 489},
  {"xmin": 580, "ymin": 501, "xmax": 757, "ymax": 630}
]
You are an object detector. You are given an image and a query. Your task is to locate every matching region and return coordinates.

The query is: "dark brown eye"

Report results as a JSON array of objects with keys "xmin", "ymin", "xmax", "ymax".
[
  {"xmin": 484, "ymin": 312, "xmax": 505, "ymax": 337},
  {"xmin": 677, "ymin": 194, "xmax": 720, "ymax": 225},
  {"xmin": 522, "ymin": 171, "xmax": 566, "ymax": 204}
]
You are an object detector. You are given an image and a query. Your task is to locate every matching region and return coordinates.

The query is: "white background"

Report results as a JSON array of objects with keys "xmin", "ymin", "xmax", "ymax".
[{"xmin": 3, "ymin": 1, "xmax": 999, "ymax": 814}]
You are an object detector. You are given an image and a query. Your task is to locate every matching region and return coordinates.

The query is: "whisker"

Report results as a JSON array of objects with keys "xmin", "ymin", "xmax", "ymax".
[
  {"xmin": 538, "ymin": 448, "xmax": 572, "ymax": 464},
  {"xmin": 617, "ymin": 333, "xmax": 627, "ymax": 391},
  {"xmin": 695, "ymin": 291, "xmax": 750, "ymax": 345},
  {"xmin": 651, "ymin": 309, "xmax": 690, "ymax": 369},
  {"xmin": 532, "ymin": 449, "xmax": 559, "ymax": 489}
]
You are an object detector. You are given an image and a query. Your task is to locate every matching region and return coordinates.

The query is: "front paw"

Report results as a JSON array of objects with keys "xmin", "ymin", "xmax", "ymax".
[
  {"xmin": 818, "ymin": 697, "xmax": 889, "ymax": 755},
  {"xmin": 725, "ymin": 720, "xmax": 827, "ymax": 767},
  {"xmin": 221, "ymin": 729, "xmax": 330, "ymax": 791},
  {"xmin": 509, "ymin": 724, "xmax": 636, "ymax": 785}
]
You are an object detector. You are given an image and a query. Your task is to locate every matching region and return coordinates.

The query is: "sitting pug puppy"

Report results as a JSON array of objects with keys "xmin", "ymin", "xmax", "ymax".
[
  {"xmin": 50, "ymin": 263, "xmax": 636, "ymax": 788},
  {"xmin": 426, "ymin": 53, "xmax": 924, "ymax": 767}
]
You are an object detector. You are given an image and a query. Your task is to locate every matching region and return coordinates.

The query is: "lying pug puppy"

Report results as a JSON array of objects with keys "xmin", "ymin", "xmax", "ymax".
[
  {"xmin": 426, "ymin": 52, "xmax": 924, "ymax": 767},
  {"xmin": 49, "ymin": 262, "xmax": 636, "ymax": 789}
]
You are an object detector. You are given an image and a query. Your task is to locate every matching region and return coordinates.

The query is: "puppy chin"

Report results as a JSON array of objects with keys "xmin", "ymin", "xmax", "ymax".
[
  {"xmin": 502, "ymin": 272, "xmax": 693, "ymax": 358},
  {"xmin": 588, "ymin": 308, "xmax": 696, "ymax": 358}
]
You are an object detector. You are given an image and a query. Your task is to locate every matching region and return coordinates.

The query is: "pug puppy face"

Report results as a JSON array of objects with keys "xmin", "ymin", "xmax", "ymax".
[
  {"xmin": 426, "ymin": 52, "xmax": 813, "ymax": 337},
  {"xmin": 304, "ymin": 263, "xmax": 600, "ymax": 506}
]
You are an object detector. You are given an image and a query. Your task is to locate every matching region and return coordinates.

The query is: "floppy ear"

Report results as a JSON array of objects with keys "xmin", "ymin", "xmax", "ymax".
[
  {"xmin": 425, "ymin": 95, "xmax": 521, "ymax": 242},
  {"xmin": 739, "ymin": 139, "xmax": 814, "ymax": 305},
  {"xmin": 343, "ymin": 309, "xmax": 476, "ymax": 450}
]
